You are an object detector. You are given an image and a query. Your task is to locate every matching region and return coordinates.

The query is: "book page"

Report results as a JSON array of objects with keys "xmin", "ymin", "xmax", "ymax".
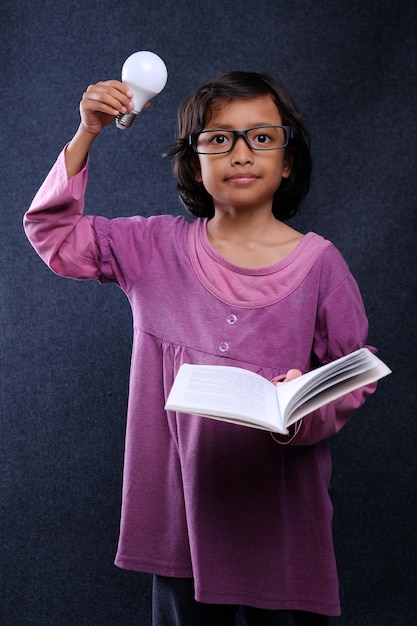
[
  {"xmin": 275, "ymin": 349, "xmax": 391, "ymax": 426},
  {"xmin": 165, "ymin": 365, "xmax": 284, "ymax": 432},
  {"xmin": 278, "ymin": 350, "xmax": 369, "ymax": 419}
]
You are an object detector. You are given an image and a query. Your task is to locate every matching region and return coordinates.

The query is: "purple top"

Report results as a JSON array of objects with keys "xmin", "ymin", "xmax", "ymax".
[{"xmin": 24, "ymin": 150, "xmax": 376, "ymax": 616}]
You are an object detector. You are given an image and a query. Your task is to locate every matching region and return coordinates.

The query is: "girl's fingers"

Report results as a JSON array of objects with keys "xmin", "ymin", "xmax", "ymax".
[
  {"xmin": 82, "ymin": 81, "xmax": 134, "ymax": 115},
  {"xmin": 284, "ymin": 369, "xmax": 303, "ymax": 382}
]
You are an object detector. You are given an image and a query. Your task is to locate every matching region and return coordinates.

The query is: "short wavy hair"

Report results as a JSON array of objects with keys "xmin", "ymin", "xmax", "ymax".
[{"xmin": 167, "ymin": 71, "xmax": 312, "ymax": 220}]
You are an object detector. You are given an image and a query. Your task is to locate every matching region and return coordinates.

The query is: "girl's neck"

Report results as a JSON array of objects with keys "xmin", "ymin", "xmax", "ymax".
[{"xmin": 206, "ymin": 210, "xmax": 303, "ymax": 269}]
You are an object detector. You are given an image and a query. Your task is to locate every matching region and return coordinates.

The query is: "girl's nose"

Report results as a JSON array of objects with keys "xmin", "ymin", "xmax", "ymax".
[{"xmin": 230, "ymin": 136, "xmax": 254, "ymax": 164}]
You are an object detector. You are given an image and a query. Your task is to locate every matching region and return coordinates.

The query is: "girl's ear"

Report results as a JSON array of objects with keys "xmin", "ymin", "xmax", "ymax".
[
  {"xmin": 192, "ymin": 153, "xmax": 203, "ymax": 183},
  {"xmin": 282, "ymin": 153, "xmax": 293, "ymax": 179}
]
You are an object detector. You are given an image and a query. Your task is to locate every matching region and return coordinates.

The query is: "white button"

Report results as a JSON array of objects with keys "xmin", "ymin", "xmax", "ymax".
[
  {"xmin": 219, "ymin": 342, "xmax": 229, "ymax": 352},
  {"xmin": 227, "ymin": 314, "xmax": 237, "ymax": 325}
]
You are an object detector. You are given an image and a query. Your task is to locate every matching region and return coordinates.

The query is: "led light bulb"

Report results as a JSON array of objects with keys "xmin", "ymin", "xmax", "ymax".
[{"xmin": 116, "ymin": 51, "xmax": 168, "ymax": 129}]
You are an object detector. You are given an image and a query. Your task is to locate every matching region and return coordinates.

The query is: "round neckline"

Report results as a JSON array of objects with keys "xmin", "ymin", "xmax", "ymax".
[{"xmin": 188, "ymin": 219, "xmax": 328, "ymax": 309}]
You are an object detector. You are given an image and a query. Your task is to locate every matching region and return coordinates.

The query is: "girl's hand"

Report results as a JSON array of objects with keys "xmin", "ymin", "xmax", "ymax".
[
  {"xmin": 283, "ymin": 369, "xmax": 302, "ymax": 382},
  {"xmin": 79, "ymin": 80, "xmax": 136, "ymax": 136},
  {"xmin": 272, "ymin": 369, "xmax": 303, "ymax": 386},
  {"xmin": 65, "ymin": 80, "xmax": 151, "ymax": 179}
]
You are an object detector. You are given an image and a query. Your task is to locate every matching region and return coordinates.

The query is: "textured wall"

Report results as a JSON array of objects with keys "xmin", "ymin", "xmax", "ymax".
[{"xmin": 2, "ymin": 1, "xmax": 416, "ymax": 624}]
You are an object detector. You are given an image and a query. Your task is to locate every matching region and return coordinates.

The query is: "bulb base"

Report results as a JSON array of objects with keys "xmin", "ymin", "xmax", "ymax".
[{"xmin": 115, "ymin": 110, "xmax": 137, "ymax": 129}]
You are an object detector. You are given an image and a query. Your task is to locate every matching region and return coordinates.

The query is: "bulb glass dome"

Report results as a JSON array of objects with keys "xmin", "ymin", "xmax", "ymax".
[{"xmin": 116, "ymin": 51, "xmax": 168, "ymax": 129}]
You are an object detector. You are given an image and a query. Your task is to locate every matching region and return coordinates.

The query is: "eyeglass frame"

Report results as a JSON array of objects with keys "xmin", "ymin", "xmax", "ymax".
[{"xmin": 188, "ymin": 125, "xmax": 294, "ymax": 155}]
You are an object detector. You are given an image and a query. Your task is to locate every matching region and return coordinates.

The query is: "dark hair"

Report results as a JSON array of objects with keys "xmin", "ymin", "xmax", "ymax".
[{"xmin": 166, "ymin": 71, "xmax": 312, "ymax": 220}]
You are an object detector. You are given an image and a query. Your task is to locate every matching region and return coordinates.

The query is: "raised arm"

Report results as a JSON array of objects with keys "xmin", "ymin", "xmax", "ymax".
[{"xmin": 24, "ymin": 81, "xmax": 147, "ymax": 279}]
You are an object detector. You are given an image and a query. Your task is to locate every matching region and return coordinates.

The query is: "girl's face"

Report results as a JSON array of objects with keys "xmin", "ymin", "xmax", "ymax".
[{"xmin": 195, "ymin": 94, "xmax": 291, "ymax": 216}]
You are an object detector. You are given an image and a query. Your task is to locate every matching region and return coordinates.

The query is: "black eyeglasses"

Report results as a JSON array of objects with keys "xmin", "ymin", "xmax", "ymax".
[{"xmin": 188, "ymin": 125, "xmax": 293, "ymax": 155}]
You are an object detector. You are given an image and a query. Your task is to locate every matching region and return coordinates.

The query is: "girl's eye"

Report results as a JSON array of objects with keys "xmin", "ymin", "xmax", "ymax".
[
  {"xmin": 254, "ymin": 133, "xmax": 271, "ymax": 144},
  {"xmin": 210, "ymin": 133, "xmax": 230, "ymax": 145}
]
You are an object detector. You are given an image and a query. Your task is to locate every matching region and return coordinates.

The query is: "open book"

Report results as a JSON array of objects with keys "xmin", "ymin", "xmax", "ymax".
[{"xmin": 165, "ymin": 348, "xmax": 391, "ymax": 434}]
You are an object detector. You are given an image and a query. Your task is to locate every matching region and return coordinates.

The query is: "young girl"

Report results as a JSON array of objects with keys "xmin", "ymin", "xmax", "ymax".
[{"xmin": 24, "ymin": 71, "xmax": 376, "ymax": 625}]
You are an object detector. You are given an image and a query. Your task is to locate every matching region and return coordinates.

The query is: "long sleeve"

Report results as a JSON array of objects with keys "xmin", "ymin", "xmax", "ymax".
[
  {"xmin": 23, "ymin": 148, "xmax": 100, "ymax": 281},
  {"xmin": 274, "ymin": 253, "xmax": 377, "ymax": 446}
]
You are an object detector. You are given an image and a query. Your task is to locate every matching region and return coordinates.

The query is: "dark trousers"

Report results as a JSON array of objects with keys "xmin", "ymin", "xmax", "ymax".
[{"xmin": 152, "ymin": 576, "xmax": 331, "ymax": 626}]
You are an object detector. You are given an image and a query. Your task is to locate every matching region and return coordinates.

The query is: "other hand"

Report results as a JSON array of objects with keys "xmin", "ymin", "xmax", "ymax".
[
  {"xmin": 273, "ymin": 369, "xmax": 303, "ymax": 385},
  {"xmin": 283, "ymin": 369, "xmax": 302, "ymax": 382},
  {"xmin": 79, "ymin": 80, "xmax": 150, "ymax": 136}
]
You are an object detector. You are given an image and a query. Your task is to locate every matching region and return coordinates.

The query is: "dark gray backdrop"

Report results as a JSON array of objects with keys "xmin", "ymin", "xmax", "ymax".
[{"xmin": 2, "ymin": 1, "xmax": 416, "ymax": 624}]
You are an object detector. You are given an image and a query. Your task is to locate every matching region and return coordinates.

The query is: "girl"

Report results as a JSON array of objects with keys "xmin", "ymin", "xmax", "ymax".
[{"xmin": 24, "ymin": 71, "xmax": 376, "ymax": 625}]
